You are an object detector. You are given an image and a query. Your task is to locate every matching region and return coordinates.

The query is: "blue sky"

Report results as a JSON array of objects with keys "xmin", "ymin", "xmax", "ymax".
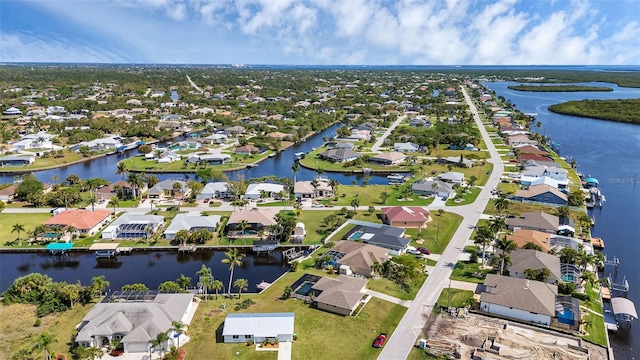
[{"xmin": 1, "ymin": 0, "xmax": 638, "ymax": 65}]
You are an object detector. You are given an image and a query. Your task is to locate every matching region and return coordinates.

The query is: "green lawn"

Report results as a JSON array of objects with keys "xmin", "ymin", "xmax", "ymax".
[
  {"xmin": 294, "ymin": 210, "xmax": 376, "ymax": 244},
  {"xmin": 403, "ymin": 212, "xmax": 463, "ymax": 254},
  {"xmin": 450, "ymin": 261, "xmax": 492, "ymax": 284},
  {"xmin": 581, "ymin": 310, "xmax": 608, "ymax": 347},
  {"xmin": 445, "ymin": 187, "xmax": 481, "ymax": 206},
  {"xmin": 436, "ymin": 289, "xmax": 475, "ymax": 308},
  {"xmin": 407, "ymin": 348, "xmax": 441, "ymax": 360},
  {"xmin": 0, "ymin": 213, "xmax": 53, "ymax": 246},
  {"xmin": 0, "ymin": 152, "xmax": 85, "ymax": 172},
  {"xmin": 321, "ymin": 184, "xmax": 434, "ymax": 207},
  {"xmin": 367, "ymin": 272, "xmax": 427, "ymax": 300},
  {"xmin": 119, "ymin": 150, "xmax": 273, "ymax": 172},
  {"xmin": 299, "ymin": 147, "xmax": 418, "ymax": 173},
  {"xmin": 182, "ymin": 270, "xmax": 408, "ymax": 360}
]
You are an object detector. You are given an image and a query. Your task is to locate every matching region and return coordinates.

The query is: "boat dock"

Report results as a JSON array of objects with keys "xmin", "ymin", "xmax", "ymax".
[
  {"xmin": 591, "ymin": 237, "xmax": 605, "ymax": 250},
  {"xmin": 90, "ymin": 243, "xmax": 121, "ymax": 259},
  {"xmin": 45, "ymin": 242, "xmax": 73, "ymax": 260},
  {"xmin": 178, "ymin": 244, "xmax": 196, "ymax": 253}
]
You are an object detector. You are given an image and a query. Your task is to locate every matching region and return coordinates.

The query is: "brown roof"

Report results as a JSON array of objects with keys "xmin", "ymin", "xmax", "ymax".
[
  {"xmin": 312, "ymin": 275, "xmax": 367, "ymax": 311},
  {"xmin": 516, "ymin": 145, "xmax": 548, "ymax": 155},
  {"xmin": 227, "ymin": 209, "xmax": 277, "ymax": 227},
  {"xmin": 0, "ymin": 184, "xmax": 17, "ymax": 196},
  {"xmin": 234, "ymin": 145, "xmax": 259, "ymax": 153},
  {"xmin": 381, "ymin": 206, "xmax": 430, "ymax": 224},
  {"xmin": 44, "ymin": 209, "xmax": 112, "ymax": 230},
  {"xmin": 481, "ymin": 274, "xmax": 557, "ymax": 316},
  {"xmin": 507, "ymin": 229, "xmax": 551, "ymax": 252},
  {"xmin": 96, "ymin": 180, "xmax": 132, "ymax": 194},
  {"xmin": 369, "ymin": 151, "xmax": 406, "ymax": 162},
  {"xmin": 505, "ymin": 212, "xmax": 559, "ymax": 233},
  {"xmin": 515, "ymin": 185, "xmax": 568, "ymax": 201},
  {"xmin": 331, "ymin": 241, "xmax": 388, "ymax": 272},
  {"xmin": 267, "ymin": 132, "xmax": 289, "ymax": 140},
  {"xmin": 506, "ymin": 249, "xmax": 562, "ymax": 282}
]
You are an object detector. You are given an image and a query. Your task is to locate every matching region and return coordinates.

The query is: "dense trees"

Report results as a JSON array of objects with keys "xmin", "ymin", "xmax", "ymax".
[{"xmin": 549, "ymin": 98, "xmax": 640, "ymax": 124}]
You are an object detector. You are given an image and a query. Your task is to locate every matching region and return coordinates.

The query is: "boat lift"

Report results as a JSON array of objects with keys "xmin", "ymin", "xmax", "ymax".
[
  {"xmin": 89, "ymin": 243, "xmax": 121, "ymax": 259},
  {"xmin": 608, "ymin": 275, "xmax": 630, "ymax": 297}
]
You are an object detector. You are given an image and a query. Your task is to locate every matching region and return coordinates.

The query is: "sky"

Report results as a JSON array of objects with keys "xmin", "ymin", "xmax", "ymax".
[{"xmin": 1, "ymin": 0, "xmax": 639, "ymax": 65}]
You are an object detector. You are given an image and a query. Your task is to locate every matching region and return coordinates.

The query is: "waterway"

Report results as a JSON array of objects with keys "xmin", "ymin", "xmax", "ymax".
[
  {"xmin": 485, "ymin": 81, "xmax": 640, "ymax": 358},
  {"xmin": 0, "ymin": 123, "xmax": 396, "ymax": 185},
  {"xmin": 0, "ymin": 250, "xmax": 289, "ymax": 294}
]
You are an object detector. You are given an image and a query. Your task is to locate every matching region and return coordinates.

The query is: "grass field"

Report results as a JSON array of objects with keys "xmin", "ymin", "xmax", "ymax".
[
  {"xmin": 403, "ymin": 212, "xmax": 463, "ymax": 254},
  {"xmin": 181, "ymin": 270, "xmax": 408, "ymax": 360},
  {"xmin": 366, "ymin": 272, "xmax": 428, "ymax": 300},
  {"xmin": 119, "ymin": 151, "xmax": 273, "ymax": 172},
  {"xmin": 436, "ymin": 289, "xmax": 475, "ymax": 308},
  {"xmin": 320, "ymin": 184, "xmax": 435, "ymax": 207},
  {"xmin": 0, "ymin": 152, "xmax": 85, "ymax": 172},
  {"xmin": 450, "ymin": 261, "xmax": 492, "ymax": 284},
  {"xmin": 445, "ymin": 187, "xmax": 481, "ymax": 206},
  {"xmin": 0, "ymin": 213, "xmax": 53, "ymax": 246}
]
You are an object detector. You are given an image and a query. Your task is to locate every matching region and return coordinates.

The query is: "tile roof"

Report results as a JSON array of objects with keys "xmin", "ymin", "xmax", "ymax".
[
  {"xmin": 312, "ymin": 275, "xmax": 367, "ymax": 311},
  {"xmin": 45, "ymin": 209, "xmax": 112, "ymax": 230},
  {"xmin": 506, "ymin": 229, "xmax": 551, "ymax": 252},
  {"xmin": 507, "ymin": 249, "xmax": 562, "ymax": 282},
  {"xmin": 381, "ymin": 206, "xmax": 430, "ymax": 223},
  {"xmin": 227, "ymin": 209, "xmax": 277, "ymax": 227}
]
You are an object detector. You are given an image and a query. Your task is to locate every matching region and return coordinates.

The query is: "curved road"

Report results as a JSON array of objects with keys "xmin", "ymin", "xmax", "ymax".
[{"xmin": 377, "ymin": 86, "xmax": 504, "ymax": 360}]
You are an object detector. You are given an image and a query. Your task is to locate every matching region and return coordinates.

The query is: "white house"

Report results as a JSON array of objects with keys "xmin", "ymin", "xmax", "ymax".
[
  {"xmin": 3, "ymin": 107, "xmax": 22, "ymax": 116},
  {"xmin": 12, "ymin": 132, "xmax": 54, "ymax": 150},
  {"xmin": 393, "ymin": 142, "xmax": 419, "ymax": 153},
  {"xmin": 197, "ymin": 182, "xmax": 233, "ymax": 199},
  {"xmin": 222, "ymin": 313, "xmax": 295, "ymax": 343},
  {"xmin": 522, "ymin": 165, "xmax": 568, "ymax": 182},
  {"xmin": 70, "ymin": 135, "xmax": 124, "ymax": 152},
  {"xmin": 163, "ymin": 213, "xmax": 220, "ymax": 239},
  {"xmin": 244, "ymin": 183, "xmax": 285, "ymax": 200},
  {"xmin": 101, "ymin": 214, "xmax": 164, "ymax": 240},
  {"xmin": 479, "ymin": 274, "xmax": 558, "ymax": 326},
  {"xmin": 438, "ymin": 171, "xmax": 465, "ymax": 184}
]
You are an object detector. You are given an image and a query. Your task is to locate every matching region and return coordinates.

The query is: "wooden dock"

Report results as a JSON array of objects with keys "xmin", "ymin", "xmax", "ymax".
[
  {"xmin": 178, "ymin": 244, "xmax": 196, "ymax": 253},
  {"xmin": 591, "ymin": 237, "xmax": 605, "ymax": 249}
]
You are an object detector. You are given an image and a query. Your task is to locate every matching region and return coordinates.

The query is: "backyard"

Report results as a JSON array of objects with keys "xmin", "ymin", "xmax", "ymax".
[
  {"xmin": 436, "ymin": 289, "xmax": 475, "ymax": 308},
  {"xmin": 0, "ymin": 213, "xmax": 53, "ymax": 246}
]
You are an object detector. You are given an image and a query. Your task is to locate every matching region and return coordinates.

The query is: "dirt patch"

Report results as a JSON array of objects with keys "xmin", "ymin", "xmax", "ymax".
[
  {"xmin": 419, "ymin": 312, "xmax": 608, "ymax": 360},
  {"xmin": 206, "ymin": 309, "xmax": 223, "ymax": 317}
]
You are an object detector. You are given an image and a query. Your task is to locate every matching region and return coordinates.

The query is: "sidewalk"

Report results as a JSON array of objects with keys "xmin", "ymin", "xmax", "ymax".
[{"xmin": 363, "ymin": 288, "xmax": 412, "ymax": 308}]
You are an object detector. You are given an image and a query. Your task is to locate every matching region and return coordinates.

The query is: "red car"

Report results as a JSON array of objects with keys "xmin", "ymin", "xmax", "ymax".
[
  {"xmin": 373, "ymin": 333, "xmax": 387, "ymax": 348},
  {"xmin": 417, "ymin": 247, "xmax": 431, "ymax": 255}
]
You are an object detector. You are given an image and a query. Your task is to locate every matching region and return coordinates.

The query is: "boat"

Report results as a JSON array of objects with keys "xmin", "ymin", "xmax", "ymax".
[
  {"xmin": 294, "ymin": 152, "xmax": 306, "ymax": 160},
  {"xmin": 387, "ymin": 173, "xmax": 407, "ymax": 184}
]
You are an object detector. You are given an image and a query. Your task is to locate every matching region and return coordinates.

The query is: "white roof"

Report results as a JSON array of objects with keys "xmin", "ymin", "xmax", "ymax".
[
  {"xmin": 245, "ymin": 183, "xmax": 284, "ymax": 196},
  {"xmin": 222, "ymin": 313, "xmax": 294, "ymax": 337},
  {"xmin": 202, "ymin": 182, "xmax": 230, "ymax": 194},
  {"xmin": 102, "ymin": 213, "xmax": 164, "ymax": 234},
  {"xmin": 612, "ymin": 297, "xmax": 638, "ymax": 318},
  {"xmin": 164, "ymin": 213, "xmax": 220, "ymax": 236}
]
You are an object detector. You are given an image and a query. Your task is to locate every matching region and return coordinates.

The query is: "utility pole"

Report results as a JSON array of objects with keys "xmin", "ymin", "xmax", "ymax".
[{"xmin": 447, "ymin": 279, "xmax": 452, "ymax": 309}]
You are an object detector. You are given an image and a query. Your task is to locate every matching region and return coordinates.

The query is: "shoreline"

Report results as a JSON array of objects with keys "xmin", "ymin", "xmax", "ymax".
[{"xmin": 0, "ymin": 243, "xmax": 312, "ymax": 254}]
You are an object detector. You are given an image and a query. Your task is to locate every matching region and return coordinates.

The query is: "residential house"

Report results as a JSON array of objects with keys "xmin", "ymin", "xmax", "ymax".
[
  {"xmin": 222, "ymin": 313, "xmax": 294, "ymax": 343},
  {"xmin": 267, "ymin": 132, "xmax": 290, "ymax": 141},
  {"xmin": 197, "ymin": 182, "xmax": 233, "ymax": 199},
  {"xmin": 96, "ymin": 180, "xmax": 135, "ymax": 200},
  {"xmin": 12, "ymin": 132, "xmax": 54, "ymax": 150},
  {"xmin": 3, "ymin": 107, "xmax": 22, "ymax": 116},
  {"xmin": 381, "ymin": 207, "xmax": 431, "ymax": 229},
  {"xmin": 393, "ymin": 142, "xmax": 420, "ymax": 153},
  {"xmin": 507, "ymin": 229, "xmax": 551, "ymax": 252},
  {"xmin": 326, "ymin": 241, "xmax": 388, "ymax": 277},
  {"xmin": 223, "ymin": 126, "xmax": 246, "ymax": 137},
  {"xmin": 311, "ymin": 275, "xmax": 368, "ymax": 316},
  {"xmin": 101, "ymin": 214, "xmax": 164, "ymax": 239},
  {"xmin": 226, "ymin": 209, "xmax": 278, "ymax": 232},
  {"xmin": 515, "ymin": 145, "xmax": 548, "ymax": 156},
  {"xmin": 0, "ymin": 184, "xmax": 17, "ymax": 201},
  {"xmin": 44, "ymin": 209, "xmax": 112, "ymax": 236},
  {"xmin": 437, "ymin": 156, "xmax": 473, "ymax": 168},
  {"xmin": 203, "ymin": 133, "xmax": 228, "ymax": 144},
  {"xmin": 343, "ymin": 220, "xmax": 410, "ymax": 255},
  {"xmin": 409, "ymin": 118, "xmax": 431, "ymax": 127},
  {"xmin": 0, "ymin": 154, "xmax": 35, "ymax": 166},
  {"xmin": 368, "ymin": 152, "xmax": 406, "ymax": 166},
  {"xmin": 69, "ymin": 135, "xmax": 124, "ymax": 152},
  {"xmin": 523, "ymin": 165, "xmax": 568, "ymax": 182},
  {"xmin": 75, "ymin": 293, "xmax": 195, "ymax": 353},
  {"xmin": 164, "ymin": 213, "xmax": 220, "ymax": 240},
  {"xmin": 324, "ymin": 141, "xmax": 355, "ymax": 150},
  {"xmin": 233, "ymin": 145, "xmax": 260, "ymax": 155},
  {"xmin": 519, "ymin": 154, "xmax": 553, "ymax": 163},
  {"xmin": 508, "ymin": 134, "xmax": 538, "ymax": 146},
  {"xmin": 519, "ymin": 175, "xmax": 565, "ymax": 190},
  {"xmin": 411, "ymin": 179, "xmax": 454, "ymax": 199},
  {"xmin": 244, "ymin": 183, "xmax": 285, "ymax": 200},
  {"xmin": 186, "ymin": 152, "xmax": 231, "ymax": 165},
  {"xmin": 479, "ymin": 274, "xmax": 558, "ymax": 326},
  {"xmin": 319, "ymin": 148, "xmax": 361, "ymax": 163},
  {"xmin": 438, "ymin": 171, "xmax": 465, "ymax": 184},
  {"xmin": 146, "ymin": 180, "xmax": 189, "ymax": 200},
  {"xmin": 505, "ymin": 249, "xmax": 561, "ymax": 284},
  {"xmin": 505, "ymin": 212, "xmax": 560, "ymax": 234},
  {"xmin": 514, "ymin": 184, "xmax": 568, "ymax": 205},
  {"xmin": 294, "ymin": 180, "xmax": 334, "ymax": 200}
]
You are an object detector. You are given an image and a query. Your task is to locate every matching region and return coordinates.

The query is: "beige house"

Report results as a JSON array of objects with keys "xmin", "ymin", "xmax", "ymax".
[{"xmin": 311, "ymin": 275, "xmax": 367, "ymax": 316}]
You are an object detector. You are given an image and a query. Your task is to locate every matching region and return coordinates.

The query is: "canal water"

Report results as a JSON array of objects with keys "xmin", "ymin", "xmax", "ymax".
[
  {"xmin": 485, "ymin": 81, "xmax": 640, "ymax": 358},
  {"xmin": 0, "ymin": 250, "xmax": 289, "ymax": 294},
  {"xmin": 0, "ymin": 123, "xmax": 395, "ymax": 185}
]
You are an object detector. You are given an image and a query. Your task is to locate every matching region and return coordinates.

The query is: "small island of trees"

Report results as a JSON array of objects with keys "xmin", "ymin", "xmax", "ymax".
[
  {"xmin": 507, "ymin": 84, "xmax": 613, "ymax": 92},
  {"xmin": 548, "ymin": 98, "xmax": 640, "ymax": 124}
]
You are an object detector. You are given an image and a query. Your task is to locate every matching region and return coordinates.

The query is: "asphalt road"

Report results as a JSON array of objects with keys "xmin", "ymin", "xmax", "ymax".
[{"xmin": 377, "ymin": 86, "xmax": 505, "ymax": 360}]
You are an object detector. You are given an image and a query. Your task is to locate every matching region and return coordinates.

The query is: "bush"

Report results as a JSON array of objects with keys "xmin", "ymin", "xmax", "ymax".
[
  {"xmin": 234, "ymin": 298, "xmax": 255, "ymax": 311},
  {"xmin": 469, "ymin": 251, "xmax": 478, "ymax": 264},
  {"xmin": 571, "ymin": 292, "xmax": 589, "ymax": 301},
  {"xmin": 557, "ymin": 282, "xmax": 576, "ymax": 295},
  {"xmin": 323, "ymin": 241, "xmax": 335, "ymax": 248},
  {"xmin": 34, "ymin": 318, "xmax": 41, "ymax": 327}
]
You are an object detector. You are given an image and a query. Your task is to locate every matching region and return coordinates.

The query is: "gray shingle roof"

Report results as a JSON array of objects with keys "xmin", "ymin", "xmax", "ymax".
[{"xmin": 481, "ymin": 274, "xmax": 557, "ymax": 316}]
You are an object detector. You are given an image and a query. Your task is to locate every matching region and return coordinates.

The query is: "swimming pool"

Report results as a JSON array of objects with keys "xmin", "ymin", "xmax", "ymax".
[
  {"xmin": 349, "ymin": 231, "xmax": 364, "ymax": 241},
  {"xmin": 295, "ymin": 282, "xmax": 314, "ymax": 296},
  {"xmin": 557, "ymin": 307, "xmax": 575, "ymax": 325},
  {"xmin": 562, "ymin": 274, "xmax": 575, "ymax": 282}
]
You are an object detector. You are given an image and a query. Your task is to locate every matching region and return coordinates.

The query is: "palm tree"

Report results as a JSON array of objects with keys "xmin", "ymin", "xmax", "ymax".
[
  {"xmin": 127, "ymin": 173, "xmax": 144, "ymax": 199},
  {"xmin": 116, "ymin": 162, "xmax": 128, "ymax": 179},
  {"xmin": 87, "ymin": 194, "xmax": 98, "ymax": 212},
  {"xmin": 473, "ymin": 226, "xmax": 493, "ymax": 267},
  {"xmin": 211, "ymin": 280, "xmax": 224, "ymax": 299},
  {"xmin": 90, "ymin": 275, "xmax": 110, "ymax": 298},
  {"xmin": 233, "ymin": 278, "xmax": 249, "ymax": 299},
  {"xmin": 12, "ymin": 223, "xmax": 25, "ymax": 246},
  {"xmin": 196, "ymin": 264, "xmax": 214, "ymax": 300},
  {"xmin": 155, "ymin": 332, "xmax": 169, "ymax": 358},
  {"xmin": 495, "ymin": 237, "xmax": 517, "ymax": 274},
  {"xmin": 291, "ymin": 162, "xmax": 300, "ymax": 184},
  {"xmin": 238, "ymin": 219, "xmax": 250, "ymax": 245},
  {"xmin": 176, "ymin": 273, "xmax": 192, "ymax": 290},
  {"xmin": 33, "ymin": 332, "xmax": 56, "ymax": 360},
  {"xmin": 494, "ymin": 195, "xmax": 509, "ymax": 216},
  {"xmin": 108, "ymin": 195, "xmax": 120, "ymax": 215},
  {"xmin": 350, "ymin": 198, "xmax": 360, "ymax": 212},
  {"xmin": 488, "ymin": 216, "xmax": 506, "ymax": 242},
  {"xmin": 85, "ymin": 346, "xmax": 103, "ymax": 360},
  {"xmin": 222, "ymin": 249, "xmax": 245, "ymax": 296},
  {"xmin": 170, "ymin": 320, "xmax": 186, "ymax": 349}
]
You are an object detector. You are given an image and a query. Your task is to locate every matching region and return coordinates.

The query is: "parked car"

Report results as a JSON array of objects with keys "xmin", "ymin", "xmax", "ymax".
[
  {"xmin": 406, "ymin": 247, "xmax": 421, "ymax": 255},
  {"xmin": 373, "ymin": 333, "xmax": 387, "ymax": 348},
  {"xmin": 417, "ymin": 247, "xmax": 431, "ymax": 255},
  {"xmin": 204, "ymin": 198, "xmax": 210, "ymax": 203},
  {"xmin": 311, "ymin": 203, "xmax": 324, "ymax": 208}
]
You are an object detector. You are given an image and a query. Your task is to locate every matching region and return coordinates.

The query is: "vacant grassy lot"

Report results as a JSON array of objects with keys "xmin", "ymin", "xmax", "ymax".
[
  {"xmin": 445, "ymin": 187, "xmax": 481, "ymax": 206},
  {"xmin": 0, "ymin": 213, "xmax": 53, "ymax": 246},
  {"xmin": 119, "ymin": 151, "xmax": 273, "ymax": 172},
  {"xmin": 182, "ymin": 270, "xmax": 408, "ymax": 360},
  {"xmin": 436, "ymin": 289, "xmax": 475, "ymax": 308},
  {"xmin": 450, "ymin": 261, "xmax": 492, "ymax": 284},
  {"xmin": 321, "ymin": 184, "xmax": 435, "ymax": 207},
  {"xmin": 404, "ymin": 212, "xmax": 463, "ymax": 254},
  {"xmin": 367, "ymin": 272, "xmax": 428, "ymax": 300}
]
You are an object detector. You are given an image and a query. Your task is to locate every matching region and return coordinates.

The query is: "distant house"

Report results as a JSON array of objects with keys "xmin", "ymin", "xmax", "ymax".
[
  {"xmin": 381, "ymin": 206, "xmax": 431, "ymax": 229},
  {"xmin": 438, "ymin": 171, "xmax": 465, "ymax": 184},
  {"xmin": 479, "ymin": 274, "xmax": 557, "ymax": 326},
  {"xmin": 368, "ymin": 152, "xmax": 406, "ymax": 165},
  {"xmin": 505, "ymin": 212, "xmax": 560, "ymax": 234},
  {"xmin": 326, "ymin": 241, "xmax": 388, "ymax": 277},
  {"xmin": 222, "ymin": 313, "xmax": 294, "ymax": 343},
  {"xmin": 505, "ymin": 249, "xmax": 561, "ymax": 284},
  {"xmin": 0, "ymin": 184, "xmax": 17, "ymax": 201},
  {"xmin": 96, "ymin": 180, "xmax": 135, "ymax": 200},
  {"xmin": 409, "ymin": 118, "xmax": 431, "ymax": 127},
  {"xmin": 411, "ymin": 179, "xmax": 454, "ymax": 199},
  {"xmin": 186, "ymin": 152, "xmax": 231, "ymax": 165},
  {"xmin": 0, "ymin": 154, "xmax": 35, "ymax": 167},
  {"xmin": 319, "ymin": 148, "xmax": 361, "ymax": 163},
  {"xmin": 515, "ymin": 145, "xmax": 548, "ymax": 156},
  {"xmin": 244, "ymin": 183, "xmax": 285, "ymax": 200},
  {"xmin": 393, "ymin": 142, "xmax": 419, "ymax": 153},
  {"xmin": 508, "ymin": 134, "xmax": 538, "ymax": 146},
  {"xmin": 146, "ymin": 180, "xmax": 189, "ymax": 200},
  {"xmin": 343, "ymin": 220, "xmax": 410, "ymax": 255},
  {"xmin": 203, "ymin": 133, "xmax": 228, "ymax": 144},
  {"xmin": 164, "ymin": 213, "xmax": 220, "ymax": 240},
  {"xmin": 45, "ymin": 209, "xmax": 112, "ymax": 236},
  {"xmin": 437, "ymin": 156, "xmax": 473, "ymax": 168},
  {"xmin": 233, "ymin": 145, "xmax": 260, "ymax": 155},
  {"xmin": 522, "ymin": 165, "xmax": 568, "ymax": 182},
  {"xmin": 294, "ymin": 180, "xmax": 334, "ymax": 199},
  {"xmin": 514, "ymin": 184, "xmax": 568, "ymax": 205},
  {"xmin": 75, "ymin": 293, "xmax": 195, "ymax": 353},
  {"xmin": 519, "ymin": 175, "xmax": 565, "ymax": 189},
  {"xmin": 101, "ymin": 213, "xmax": 164, "ymax": 239},
  {"xmin": 311, "ymin": 275, "xmax": 368, "ymax": 316},
  {"xmin": 12, "ymin": 132, "xmax": 54, "ymax": 150},
  {"xmin": 69, "ymin": 135, "xmax": 124, "ymax": 152},
  {"xmin": 226, "ymin": 209, "xmax": 278, "ymax": 232},
  {"xmin": 197, "ymin": 182, "xmax": 233, "ymax": 199},
  {"xmin": 3, "ymin": 106, "xmax": 22, "ymax": 116},
  {"xmin": 507, "ymin": 229, "xmax": 551, "ymax": 252},
  {"xmin": 224, "ymin": 126, "xmax": 246, "ymax": 137},
  {"xmin": 518, "ymin": 154, "xmax": 552, "ymax": 163},
  {"xmin": 267, "ymin": 132, "xmax": 290, "ymax": 141}
]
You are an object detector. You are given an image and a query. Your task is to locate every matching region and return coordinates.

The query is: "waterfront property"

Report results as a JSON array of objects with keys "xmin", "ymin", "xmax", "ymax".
[
  {"xmin": 101, "ymin": 213, "xmax": 164, "ymax": 240},
  {"xmin": 222, "ymin": 313, "xmax": 295, "ymax": 343},
  {"xmin": 506, "ymin": 229, "xmax": 551, "ymax": 252},
  {"xmin": 343, "ymin": 220, "xmax": 410, "ymax": 255},
  {"xmin": 318, "ymin": 148, "xmax": 361, "ymax": 163},
  {"xmin": 412, "ymin": 179, "xmax": 454, "ymax": 199},
  {"xmin": 381, "ymin": 206, "xmax": 431, "ymax": 229},
  {"xmin": 44, "ymin": 209, "xmax": 112, "ymax": 236},
  {"xmin": 185, "ymin": 152, "xmax": 231, "ymax": 165},
  {"xmin": 164, "ymin": 213, "xmax": 220, "ymax": 240},
  {"xmin": 146, "ymin": 180, "xmax": 189, "ymax": 200},
  {"xmin": 368, "ymin": 152, "xmax": 407, "ymax": 166},
  {"xmin": 479, "ymin": 274, "xmax": 557, "ymax": 326},
  {"xmin": 505, "ymin": 212, "xmax": 562, "ymax": 234},
  {"xmin": 226, "ymin": 209, "xmax": 278, "ymax": 232},
  {"xmin": 294, "ymin": 179, "xmax": 334, "ymax": 200},
  {"xmin": 514, "ymin": 184, "xmax": 568, "ymax": 205},
  {"xmin": 325, "ymin": 240, "xmax": 388, "ymax": 277},
  {"xmin": 244, "ymin": 183, "xmax": 285, "ymax": 200},
  {"xmin": 0, "ymin": 154, "xmax": 35, "ymax": 167},
  {"xmin": 75, "ymin": 292, "xmax": 196, "ymax": 353},
  {"xmin": 505, "ymin": 249, "xmax": 561, "ymax": 284}
]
